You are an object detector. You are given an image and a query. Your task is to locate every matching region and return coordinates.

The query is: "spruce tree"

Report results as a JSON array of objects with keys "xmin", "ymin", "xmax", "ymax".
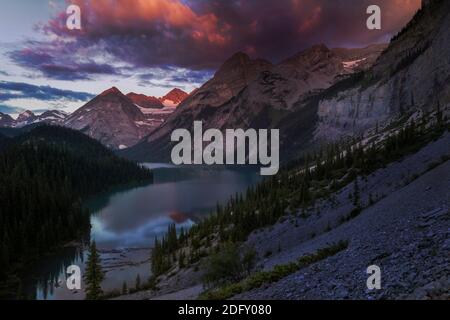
[
  {"xmin": 84, "ymin": 241, "xmax": 104, "ymax": 300},
  {"xmin": 135, "ymin": 274, "xmax": 141, "ymax": 290}
]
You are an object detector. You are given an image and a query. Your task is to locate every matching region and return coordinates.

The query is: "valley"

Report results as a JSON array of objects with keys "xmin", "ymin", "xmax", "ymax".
[
  {"xmin": 116, "ymin": 111, "xmax": 449, "ymax": 301},
  {"xmin": 0, "ymin": 0, "xmax": 448, "ymax": 302},
  {"xmin": 0, "ymin": 87, "xmax": 190, "ymax": 150}
]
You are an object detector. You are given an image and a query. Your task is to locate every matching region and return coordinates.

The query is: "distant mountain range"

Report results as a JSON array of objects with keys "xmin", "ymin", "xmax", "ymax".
[
  {"xmin": 123, "ymin": 43, "xmax": 387, "ymax": 161},
  {"xmin": 0, "ymin": 43, "xmax": 386, "ymax": 156},
  {"xmin": 63, "ymin": 87, "xmax": 189, "ymax": 149},
  {"xmin": 0, "ymin": 87, "xmax": 189, "ymax": 150},
  {"xmin": 126, "ymin": 88, "xmax": 189, "ymax": 109},
  {"xmin": 0, "ymin": 110, "xmax": 68, "ymax": 128}
]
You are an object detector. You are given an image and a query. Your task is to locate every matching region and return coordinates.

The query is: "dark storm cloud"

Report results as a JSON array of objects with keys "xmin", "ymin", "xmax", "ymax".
[
  {"xmin": 0, "ymin": 81, "xmax": 94, "ymax": 102},
  {"xmin": 11, "ymin": 0, "xmax": 421, "ymax": 79}
]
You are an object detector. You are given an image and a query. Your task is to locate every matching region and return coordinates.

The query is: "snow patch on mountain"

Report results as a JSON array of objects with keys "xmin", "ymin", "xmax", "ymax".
[{"xmin": 342, "ymin": 58, "xmax": 367, "ymax": 69}]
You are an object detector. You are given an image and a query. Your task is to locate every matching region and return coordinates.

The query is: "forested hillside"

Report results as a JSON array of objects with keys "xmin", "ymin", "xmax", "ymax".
[
  {"xmin": 0, "ymin": 126, "xmax": 153, "ymax": 296},
  {"xmin": 145, "ymin": 110, "xmax": 449, "ymax": 299},
  {"xmin": 0, "ymin": 133, "xmax": 10, "ymax": 151}
]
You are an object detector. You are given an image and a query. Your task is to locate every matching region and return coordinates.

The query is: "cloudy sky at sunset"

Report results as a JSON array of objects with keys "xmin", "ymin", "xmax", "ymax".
[{"xmin": 0, "ymin": 0, "xmax": 421, "ymax": 116}]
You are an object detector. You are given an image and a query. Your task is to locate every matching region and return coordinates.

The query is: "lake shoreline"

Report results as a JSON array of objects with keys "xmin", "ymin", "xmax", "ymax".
[{"xmin": 26, "ymin": 164, "xmax": 261, "ymax": 300}]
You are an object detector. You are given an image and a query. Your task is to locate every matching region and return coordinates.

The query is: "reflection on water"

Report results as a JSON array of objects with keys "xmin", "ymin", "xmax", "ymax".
[
  {"xmin": 25, "ymin": 164, "xmax": 261, "ymax": 300},
  {"xmin": 33, "ymin": 244, "xmax": 87, "ymax": 300}
]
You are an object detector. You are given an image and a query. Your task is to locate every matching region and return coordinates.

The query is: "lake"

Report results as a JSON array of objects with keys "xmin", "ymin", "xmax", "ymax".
[{"xmin": 24, "ymin": 164, "xmax": 261, "ymax": 300}]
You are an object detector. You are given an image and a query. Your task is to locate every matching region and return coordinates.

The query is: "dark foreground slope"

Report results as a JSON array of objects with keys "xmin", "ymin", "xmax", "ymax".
[
  {"xmin": 116, "ymin": 115, "xmax": 449, "ymax": 300},
  {"xmin": 237, "ymin": 136, "xmax": 450, "ymax": 299},
  {"xmin": 0, "ymin": 126, "xmax": 153, "ymax": 298}
]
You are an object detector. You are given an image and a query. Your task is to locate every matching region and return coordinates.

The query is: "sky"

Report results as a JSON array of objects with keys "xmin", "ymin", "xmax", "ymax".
[{"xmin": 0, "ymin": 0, "xmax": 421, "ymax": 116}]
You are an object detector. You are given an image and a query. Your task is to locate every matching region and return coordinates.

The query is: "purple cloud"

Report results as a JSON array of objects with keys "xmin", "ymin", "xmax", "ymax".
[
  {"xmin": 0, "ymin": 81, "xmax": 94, "ymax": 102},
  {"xmin": 10, "ymin": 0, "xmax": 421, "ymax": 80}
]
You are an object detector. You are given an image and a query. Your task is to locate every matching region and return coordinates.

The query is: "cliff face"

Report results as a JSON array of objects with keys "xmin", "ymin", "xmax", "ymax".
[
  {"xmin": 315, "ymin": 0, "xmax": 450, "ymax": 141},
  {"xmin": 159, "ymin": 88, "xmax": 189, "ymax": 107}
]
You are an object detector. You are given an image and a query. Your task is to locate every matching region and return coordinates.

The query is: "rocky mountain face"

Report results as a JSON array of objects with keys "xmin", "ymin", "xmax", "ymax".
[
  {"xmin": 16, "ymin": 110, "xmax": 37, "ymax": 125},
  {"xmin": 127, "ymin": 90, "xmax": 188, "ymax": 134},
  {"xmin": 123, "ymin": 44, "xmax": 386, "ymax": 162},
  {"xmin": 127, "ymin": 93, "xmax": 164, "ymax": 109},
  {"xmin": 37, "ymin": 110, "xmax": 68, "ymax": 125},
  {"xmin": 160, "ymin": 88, "xmax": 189, "ymax": 107},
  {"xmin": 64, "ymin": 87, "xmax": 185, "ymax": 149},
  {"xmin": 0, "ymin": 113, "xmax": 16, "ymax": 127},
  {"xmin": 331, "ymin": 44, "xmax": 387, "ymax": 73},
  {"xmin": 0, "ymin": 110, "xmax": 68, "ymax": 128},
  {"xmin": 315, "ymin": 0, "xmax": 450, "ymax": 141},
  {"xmin": 64, "ymin": 87, "xmax": 151, "ymax": 149},
  {"xmin": 127, "ymin": 89, "xmax": 189, "ymax": 109}
]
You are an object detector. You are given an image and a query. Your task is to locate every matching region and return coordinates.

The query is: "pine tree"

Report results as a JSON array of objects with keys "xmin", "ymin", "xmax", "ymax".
[
  {"xmin": 135, "ymin": 274, "xmax": 141, "ymax": 290},
  {"xmin": 84, "ymin": 241, "xmax": 104, "ymax": 300},
  {"xmin": 179, "ymin": 250, "xmax": 185, "ymax": 268}
]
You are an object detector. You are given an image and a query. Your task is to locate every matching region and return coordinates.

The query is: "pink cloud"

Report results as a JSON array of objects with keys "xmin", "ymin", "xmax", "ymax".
[{"xmin": 12, "ymin": 0, "xmax": 422, "ymax": 80}]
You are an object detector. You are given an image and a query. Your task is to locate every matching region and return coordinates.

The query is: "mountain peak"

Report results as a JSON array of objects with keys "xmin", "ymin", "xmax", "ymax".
[
  {"xmin": 100, "ymin": 86, "xmax": 123, "ymax": 96},
  {"xmin": 164, "ymin": 88, "xmax": 187, "ymax": 97},
  {"xmin": 160, "ymin": 88, "xmax": 189, "ymax": 107},
  {"xmin": 127, "ymin": 92, "xmax": 164, "ymax": 109},
  {"xmin": 280, "ymin": 43, "xmax": 335, "ymax": 68},
  {"xmin": 0, "ymin": 112, "xmax": 13, "ymax": 121},
  {"xmin": 18, "ymin": 110, "xmax": 35, "ymax": 118},
  {"xmin": 218, "ymin": 51, "xmax": 271, "ymax": 72},
  {"xmin": 17, "ymin": 110, "xmax": 37, "ymax": 123},
  {"xmin": 212, "ymin": 51, "xmax": 272, "ymax": 89},
  {"xmin": 309, "ymin": 43, "xmax": 330, "ymax": 52},
  {"xmin": 127, "ymin": 92, "xmax": 157, "ymax": 100},
  {"xmin": 227, "ymin": 51, "xmax": 251, "ymax": 62}
]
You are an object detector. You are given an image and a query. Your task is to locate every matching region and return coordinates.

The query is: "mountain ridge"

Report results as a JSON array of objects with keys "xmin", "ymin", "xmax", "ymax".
[
  {"xmin": 122, "ymin": 43, "xmax": 386, "ymax": 162},
  {"xmin": 64, "ymin": 87, "xmax": 148, "ymax": 149},
  {"xmin": 160, "ymin": 88, "xmax": 189, "ymax": 107}
]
